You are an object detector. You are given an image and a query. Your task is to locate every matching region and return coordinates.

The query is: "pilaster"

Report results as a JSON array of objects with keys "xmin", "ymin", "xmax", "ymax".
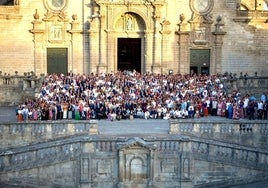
[
  {"xmin": 144, "ymin": 31, "xmax": 154, "ymax": 73},
  {"xmin": 68, "ymin": 14, "xmax": 82, "ymax": 74},
  {"xmin": 151, "ymin": 8, "xmax": 162, "ymax": 74},
  {"xmin": 160, "ymin": 20, "xmax": 172, "ymax": 74},
  {"xmin": 106, "ymin": 29, "xmax": 116, "ymax": 73},
  {"xmin": 98, "ymin": 13, "xmax": 107, "ymax": 73},
  {"xmin": 212, "ymin": 16, "xmax": 227, "ymax": 75},
  {"xmin": 30, "ymin": 9, "xmax": 45, "ymax": 75},
  {"xmin": 176, "ymin": 30, "xmax": 190, "ymax": 74},
  {"xmin": 88, "ymin": 13, "xmax": 101, "ymax": 73}
]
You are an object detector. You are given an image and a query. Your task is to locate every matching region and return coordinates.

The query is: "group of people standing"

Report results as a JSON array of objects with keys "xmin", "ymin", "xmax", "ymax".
[{"xmin": 16, "ymin": 71, "xmax": 267, "ymax": 122}]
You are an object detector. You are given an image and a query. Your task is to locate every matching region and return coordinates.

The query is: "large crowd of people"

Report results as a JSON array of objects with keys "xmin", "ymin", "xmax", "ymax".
[{"xmin": 16, "ymin": 71, "xmax": 268, "ymax": 121}]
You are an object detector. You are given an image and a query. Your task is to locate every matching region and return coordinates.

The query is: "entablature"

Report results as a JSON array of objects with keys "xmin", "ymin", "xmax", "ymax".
[
  {"xmin": 0, "ymin": 5, "xmax": 22, "ymax": 21},
  {"xmin": 234, "ymin": 10, "xmax": 268, "ymax": 23},
  {"xmin": 95, "ymin": 0, "xmax": 165, "ymax": 6}
]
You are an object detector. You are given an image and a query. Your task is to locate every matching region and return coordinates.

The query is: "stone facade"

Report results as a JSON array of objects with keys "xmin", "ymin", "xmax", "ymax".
[
  {"xmin": 0, "ymin": 120, "xmax": 268, "ymax": 187},
  {"xmin": 0, "ymin": 0, "xmax": 267, "ymax": 76}
]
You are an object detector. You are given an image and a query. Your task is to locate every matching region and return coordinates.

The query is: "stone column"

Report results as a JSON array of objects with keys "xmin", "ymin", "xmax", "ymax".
[
  {"xmin": 160, "ymin": 20, "xmax": 171, "ymax": 74},
  {"xmin": 118, "ymin": 150, "xmax": 124, "ymax": 188},
  {"xmin": 97, "ymin": 12, "xmax": 107, "ymax": 73},
  {"xmin": 175, "ymin": 15, "xmax": 190, "ymax": 74},
  {"xmin": 180, "ymin": 143, "xmax": 194, "ymax": 188},
  {"xmin": 106, "ymin": 29, "xmax": 116, "ymax": 73},
  {"xmin": 152, "ymin": 12, "xmax": 162, "ymax": 74},
  {"xmin": 148, "ymin": 149, "xmax": 155, "ymax": 188},
  {"xmin": 144, "ymin": 31, "xmax": 154, "ymax": 73},
  {"xmin": 212, "ymin": 16, "xmax": 226, "ymax": 75},
  {"xmin": 68, "ymin": 15, "xmax": 82, "ymax": 73},
  {"xmin": 88, "ymin": 17, "xmax": 100, "ymax": 73},
  {"xmin": 30, "ymin": 9, "xmax": 45, "ymax": 75},
  {"xmin": 176, "ymin": 30, "xmax": 190, "ymax": 74}
]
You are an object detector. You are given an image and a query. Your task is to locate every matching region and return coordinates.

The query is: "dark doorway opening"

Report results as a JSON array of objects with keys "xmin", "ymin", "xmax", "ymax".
[
  {"xmin": 190, "ymin": 49, "xmax": 210, "ymax": 75},
  {"xmin": 47, "ymin": 48, "xmax": 68, "ymax": 75},
  {"xmin": 190, "ymin": 66, "xmax": 198, "ymax": 75},
  {"xmin": 118, "ymin": 38, "xmax": 141, "ymax": 72}
]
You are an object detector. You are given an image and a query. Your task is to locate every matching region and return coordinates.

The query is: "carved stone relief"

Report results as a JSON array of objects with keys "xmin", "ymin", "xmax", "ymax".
[
  {"xmin": 160, "ymin": 158, "xmax": 177, "ymax": 174},
  {"xmin": 194, "ymin": 27, "xmax": 206, "ymax": 41},
  {"xmin": 49, "ymin": 25, "xmax": 63, "ymax": 41},
  {"xmin": 183, "ymin": 158, "xmax": 190, "ymax": 178},
  {"xmin": 80, "ymin": 156, "xmax": 89, "ymax": 182},
  {"xmin": 117, "ymin": 138, "xmax": 156, "ymax": 186}
]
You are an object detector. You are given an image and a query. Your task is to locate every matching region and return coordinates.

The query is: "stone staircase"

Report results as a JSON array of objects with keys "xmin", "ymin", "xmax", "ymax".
[{"xmin": 0, "ymin": 128, "xmax": 268, "ymax": 187}]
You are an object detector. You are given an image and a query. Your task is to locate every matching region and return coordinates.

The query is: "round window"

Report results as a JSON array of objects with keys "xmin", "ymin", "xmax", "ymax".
[
  {"xmin": 45, "ymin": 0, "xmax": 67, "ymax": 12},
  {"xmin": 190, "ymin": 0, "xmax": 214, "ymax": 15}
]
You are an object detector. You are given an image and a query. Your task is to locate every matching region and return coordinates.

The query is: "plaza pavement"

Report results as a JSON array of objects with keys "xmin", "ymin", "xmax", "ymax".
[{"xmin": 0, "ymin": 106, "xmax": 171, "ymax": 136}]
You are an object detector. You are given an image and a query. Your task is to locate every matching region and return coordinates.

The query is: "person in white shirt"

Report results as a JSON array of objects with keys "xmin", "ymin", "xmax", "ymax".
[
  {"xmin": 163, "ymin": 111, "xmax": 171, "ymax": 120},
  {"xmin": 261, "ymin": 92, "xmax": 267, "ymax": 103},
  {"xmin": 174, "ymin": 108, "xmax": 182, "ymax": 119},
  {"xmin": 144, "ymin": 110, "xmax": 150, "ymax": 119},
  {"xmin": 211, "ymin": 99, "xmax": 218, "ymax": 116},
  {"xmin": 182, "ymin": 109, "xmax": 188, "ymax": 118},
  {"xmin": 243, "ymin": 96, "xmax": 249, "ymax": 118},
  {"xmin": 257, "ymin": 100, "xmax": 264, "ymax": 120}
]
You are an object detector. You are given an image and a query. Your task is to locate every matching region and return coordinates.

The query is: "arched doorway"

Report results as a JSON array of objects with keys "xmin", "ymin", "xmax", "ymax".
[
  {"xmin": 117, "ymin": 38, "xmax": 141, "ymax": 72},
  {"xmin": 89, "ymin": 1, "xmax": 166, "ymax": 74},
  {"xmin": 111, "ymin": 12, "xmax": 147, "ymax": 73}
]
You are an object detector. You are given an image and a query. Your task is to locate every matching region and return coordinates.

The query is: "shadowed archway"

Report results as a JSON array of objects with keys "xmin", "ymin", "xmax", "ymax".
[{"xmin": 117, "ymin": 38, "xmax": 141, "ymax": 72}]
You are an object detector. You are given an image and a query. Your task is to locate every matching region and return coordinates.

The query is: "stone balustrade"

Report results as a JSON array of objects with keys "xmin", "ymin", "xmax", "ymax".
[
  {"xmin": 222, "ymin": 76, "xmax": 268, "ymax": 96},
  {"xmin": 0, "ymin": 75, "xmax": 22, "ymax": 87},
  {"xmin": 169, "ymin": 120, "xmax": 268, "ymax": 134},
  {"xmin": 0, "ymin": 75, "xmax": 40, "ymax": 87},
  {"xmin": 0, "ymin": 74, "xmax": 43, "ymax": 106},
  {"xmin": 169, "ymin": 119, "xmax": 268, "ymax": 149},
  {"xmin": 0, "ymin": 120, "xmax": 98, "ymax": 149}
]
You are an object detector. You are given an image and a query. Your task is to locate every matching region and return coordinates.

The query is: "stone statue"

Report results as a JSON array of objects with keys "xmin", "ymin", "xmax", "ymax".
[{"xmin": 126, "ymin": 17, "xmax": 132, "ymax": 30}]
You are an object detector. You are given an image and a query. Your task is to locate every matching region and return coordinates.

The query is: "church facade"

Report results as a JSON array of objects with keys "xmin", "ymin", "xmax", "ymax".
[{"xmin": 0, "ymin": 0, "xmax": 267, "ymax": 76}]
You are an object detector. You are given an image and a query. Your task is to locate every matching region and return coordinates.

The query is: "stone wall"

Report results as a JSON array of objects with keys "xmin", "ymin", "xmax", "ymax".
[
  {"xmin": 222, "ymin": 76, "xmax": 268, "ymax": 97},
  {"xmin": 0, "ymin": 120, "xmax": 98, "ymax": 149},
  {"xmin": 0, "ymin": 74, "xmax": 42, "ymax": 106},
  {"xmin": 0, "ymin": 136, "xmax": 268, "ymax": 188},
  {"xmin": 0, "ymin": 121, "xmax": 268, "ymax": 187},
  {"xmin": 169, "ymin": 119, "xmax": 268, "ymax": 149},
  {"xmin": 0, "ymin": 0, "xmax": 267, "ymax": 76}
]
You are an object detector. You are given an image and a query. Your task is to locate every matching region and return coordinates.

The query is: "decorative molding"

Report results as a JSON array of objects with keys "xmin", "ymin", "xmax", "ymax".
[
  {"xmin": 117, "ymin": 137, "xmax": 157, "ymax": 150},
  {"xmin": 43, "ymin": 11, "xmax": 69, "ymax": 22},
  {"xmin": 0, "ymin": 6, "xmax": 22, "ymax": 20},
  {"xmin": 234, "ymin": 10, "xmax": 268, "ymax": 23}
]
